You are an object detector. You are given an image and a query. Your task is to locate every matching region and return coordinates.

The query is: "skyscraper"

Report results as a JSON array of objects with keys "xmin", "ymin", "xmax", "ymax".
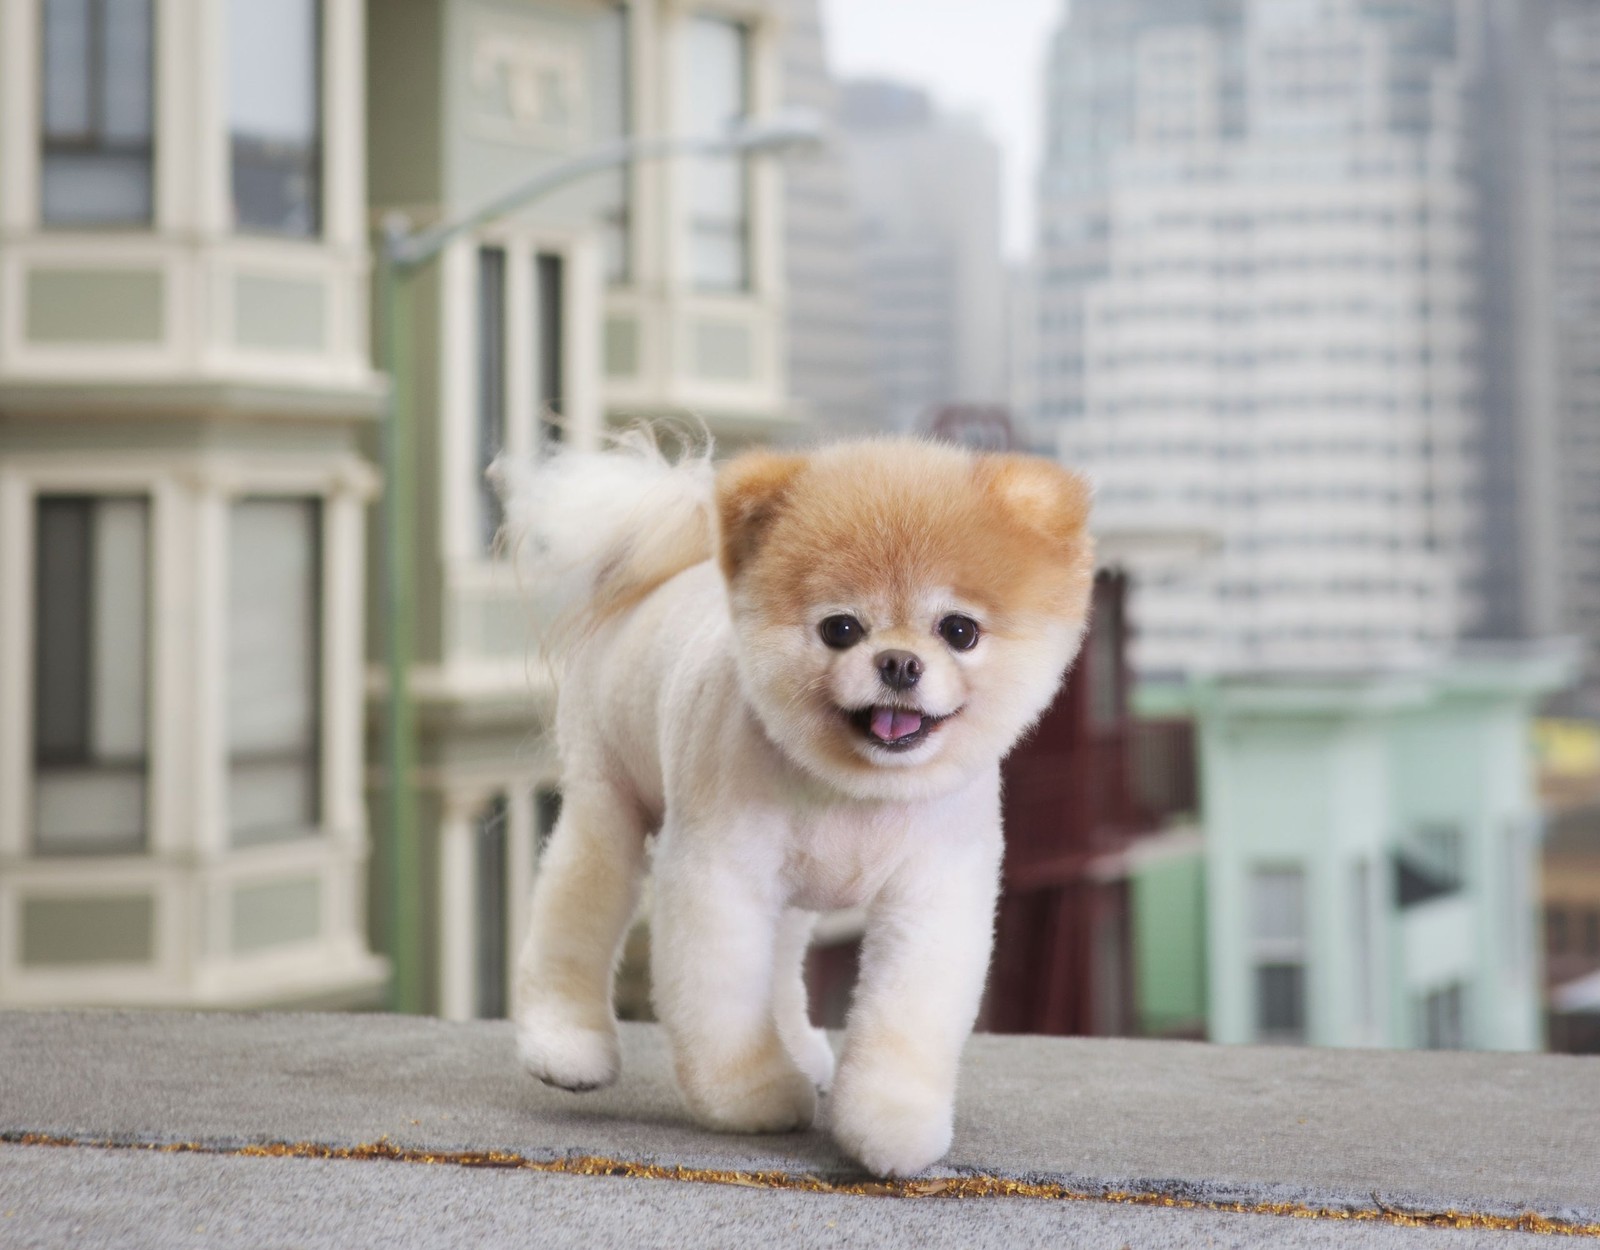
[
  {"xmin": 1039, "ymin": 0, "xmax": 1484, "ymax": 675},
  {"xmin": 840, "ymin": 80, "xmax": 1007, "ymax": 433},
  {"xmin": 780, "ymin": 0, "xmax": 884, "ymax": 434},
  {"xmin": 1455, "ymin": 0, "xmax": 1600, "ymax": 710}
]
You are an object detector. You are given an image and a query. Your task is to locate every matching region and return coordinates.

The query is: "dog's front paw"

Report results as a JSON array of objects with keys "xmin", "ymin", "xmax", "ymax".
[
  {"xmin": 515, "ymin": 999, "xmax": 621, "ymax": 1093},
  {"xmin": 829, "ymin": 1070, "xmax": 953, "ymax": 1178},
  {"xmin": 678, "ymin": 1043, "xmax": 818, "ymax": 1134}
]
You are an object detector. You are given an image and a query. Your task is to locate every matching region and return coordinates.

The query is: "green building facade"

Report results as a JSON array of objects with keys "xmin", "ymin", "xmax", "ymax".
[{"xmin": 364, "ymin": 0, "xmax": 801, "ymax": 1019}]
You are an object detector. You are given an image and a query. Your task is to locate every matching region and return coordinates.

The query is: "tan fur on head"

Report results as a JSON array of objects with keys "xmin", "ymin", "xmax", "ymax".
[
  {"xmin": 718, "ymin": 438, "xmax": 1095, "ymax": 803},
  {"xmin": 715, "ymin": 450, "xmax": 808, "ymax": 582},
  {"xmin": 719, "ymin": 440, "xmax": 1094, "ymax": 635}
]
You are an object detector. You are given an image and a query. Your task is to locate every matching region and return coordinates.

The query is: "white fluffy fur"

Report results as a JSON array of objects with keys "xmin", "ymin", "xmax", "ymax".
[
  {"xmin": 490, "ymin": 428, "xmax": 714, "ymax": 641},
  {"xmin": 499, "ymin": 434, "xmax": 1077, "ymax": 1177}
]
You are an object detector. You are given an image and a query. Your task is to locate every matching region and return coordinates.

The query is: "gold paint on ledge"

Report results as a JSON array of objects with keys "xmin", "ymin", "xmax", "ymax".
[{"xmin": 9, "ymin": 1131, "xmax": 1600, "ymax": 1238}]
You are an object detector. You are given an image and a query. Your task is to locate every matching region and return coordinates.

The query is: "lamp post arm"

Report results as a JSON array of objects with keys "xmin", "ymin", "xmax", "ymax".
[{"xmin": 387, "ymin": 117, "xmax": 821, "ymax": 270}]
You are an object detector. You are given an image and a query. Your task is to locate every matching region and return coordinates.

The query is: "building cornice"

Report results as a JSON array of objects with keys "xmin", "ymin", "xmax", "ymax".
[{"xmin": 0, "ymin": 378, "xmax": 387, "ymax": 425}]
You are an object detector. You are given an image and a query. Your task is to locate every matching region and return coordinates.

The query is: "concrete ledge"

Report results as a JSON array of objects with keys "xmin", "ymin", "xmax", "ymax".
[{"xmin": 3, "ymin": 1010, "xmax": 1598, "ymax": 1247}]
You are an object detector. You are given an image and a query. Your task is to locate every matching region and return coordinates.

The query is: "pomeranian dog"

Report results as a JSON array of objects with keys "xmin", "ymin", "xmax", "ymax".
[{"xmin": 497, "ymin": 431, "xmax": 1093, "ymax": 1177}]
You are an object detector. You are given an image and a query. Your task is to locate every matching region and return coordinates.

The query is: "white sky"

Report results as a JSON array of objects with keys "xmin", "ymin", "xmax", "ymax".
[{"xmin": 819, "ymin": 0, "xmax": 1063, "ymax": 261}]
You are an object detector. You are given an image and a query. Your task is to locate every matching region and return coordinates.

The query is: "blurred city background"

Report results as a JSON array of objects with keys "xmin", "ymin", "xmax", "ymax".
[{"xmin": 1, "ymin": 0, "xmax": 1598, "ymax": 1057}]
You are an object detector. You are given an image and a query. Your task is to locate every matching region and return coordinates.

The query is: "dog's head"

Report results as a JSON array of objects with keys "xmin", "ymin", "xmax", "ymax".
[{"xmin": 715, "ymin": 439, "xmax": 1094, "ymax": 802}]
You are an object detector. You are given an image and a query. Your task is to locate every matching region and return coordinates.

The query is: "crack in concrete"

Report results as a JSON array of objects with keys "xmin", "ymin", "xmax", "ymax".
[{"xmin": 6, "ymin": 1131, "xmax": 1597, "ymax": 1238}]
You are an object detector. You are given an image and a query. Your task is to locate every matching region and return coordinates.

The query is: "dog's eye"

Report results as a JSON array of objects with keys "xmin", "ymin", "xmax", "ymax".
[
  {"xmin": 819, "ymin": 615, "xmax": 865, "ymax": 649},
  {"xmin": 938, "ymin": 614, "xmax": 981, "ymax": 651}
]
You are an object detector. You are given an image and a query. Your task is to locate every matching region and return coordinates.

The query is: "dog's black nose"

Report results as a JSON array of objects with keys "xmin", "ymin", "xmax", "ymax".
[{"xmin": 876, "ymin": 649, "xmax": 923, "ymax": 690}]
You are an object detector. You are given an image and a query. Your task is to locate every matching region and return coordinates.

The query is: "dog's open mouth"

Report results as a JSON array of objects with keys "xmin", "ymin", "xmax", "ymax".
[{"xmin": 845, "ymin": 705, "xmax": 957, "ymax": 752}]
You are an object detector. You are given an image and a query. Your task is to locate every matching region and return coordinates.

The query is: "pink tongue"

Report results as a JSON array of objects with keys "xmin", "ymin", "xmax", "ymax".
[{"xmin": 871, "ymin": 707, "xmax": 924, "ymax": 742}]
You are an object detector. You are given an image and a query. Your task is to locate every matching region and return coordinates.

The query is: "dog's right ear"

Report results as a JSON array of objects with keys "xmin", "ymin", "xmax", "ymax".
[{"xmin": 715, "ymin": 451, "xmax": 807, "ymax": 581}]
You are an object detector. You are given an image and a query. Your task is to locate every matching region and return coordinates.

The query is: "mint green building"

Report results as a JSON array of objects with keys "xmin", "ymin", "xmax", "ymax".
[{"xmin": 1136, "ymin": 647, "xmax": 1576, "ymax": 1050}]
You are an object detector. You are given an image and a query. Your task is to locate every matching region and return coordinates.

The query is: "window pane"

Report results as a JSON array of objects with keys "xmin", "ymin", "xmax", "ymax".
[
  {"xmin": 41, "ymin": 152, "xmax": 153, "ymax": 224},
  {"xmin": 684, "ymin": 17, "xmax": 744, "ymax": 133},
  {"xmin": 594, "ymin": 4, "xmax": 630, "ymax": 284},
  {"xmin": 475, "ymin": 795, "xmax": 509, "ymax": 1018},
  {"xmin": 35, "ymin": 500, "xmax": 92, "ymax": 759},
  {"xmin": 230, "ymin": 761, "xmax": 317, "ymax": 835},
  {"xmin": 536, "ymin": 252, "xmax": 564, "ymax": 444},
  {"xmin": 1412, "ymin": 823, "xmax": 1463, "ymax": 889},
  {"xmin": 101, "ymin": 0, "xmax": 153, "ymax": 143},
  {"xmin": 682, "ymin": 17, "xmax": 749, "ymax": 291},
  {"xmin": 40, "ymin": 0, "xmax": 154, "ymax": 226},
  {"xmin": 229, "ymin": 0, "xmax": 321, "ymax": 235},
  {"xmin": 36, "ymin": 771, "xmax": 148, "ymax": 849},
  {"xmin": 1251, "ymin": 867, "xmax": 1305, "ymax": 946},
  {"xmin": 1256, "ymin": 964, "xmax": 1305, "ymax": 1039},
  {"xmin": 34, "ymin": 496, "xmax": 150, "ymax": 854},
  {"xmin": 228, "ymin": 499, "xmax": 321, "ymax": 844},
  {"xmin": 92, "ymin": 500, "xmax": 150, "ymax": 756},
  {"xmin": 1421, "ymin": 984, "xmax": 1465, "ymax": 1050},
  {"xmin": 534, "ymin": 786, "xmax": 562, "ymax": 855},
  {"xmin": 41, "ymin": 0, "xmax": 91, "ymax": 138},
  {"xmin": 690, "ymin": 230, "xmax": 745, "ymax": 292},
  {"xmin": 477, "ymin": 246, "xmax": 506, "ymax": 553}
]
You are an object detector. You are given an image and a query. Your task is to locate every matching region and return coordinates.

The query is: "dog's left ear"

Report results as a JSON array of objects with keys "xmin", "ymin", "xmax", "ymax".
[
  {"xmin": 715, "ymin": 450, "xmax": 808, "ymax": 580},
  {"xmin": 975, "ymin": 453, "xmax": 1093, "ymax": 549}
]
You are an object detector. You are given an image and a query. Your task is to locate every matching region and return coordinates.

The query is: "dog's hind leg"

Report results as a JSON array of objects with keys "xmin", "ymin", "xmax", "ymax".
[
  {"xmin": 773, "ymin": 908, "xmax": 835, "ymax": 1092},
  {"xmin": 512, "ymin": 776, "xmax": 647, "ymax": 1092}
]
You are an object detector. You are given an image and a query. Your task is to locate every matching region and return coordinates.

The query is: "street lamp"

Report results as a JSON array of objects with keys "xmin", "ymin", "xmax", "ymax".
[{"xmin": 376, "ymin": 110, "xmax": 825, "ymax": 1012}]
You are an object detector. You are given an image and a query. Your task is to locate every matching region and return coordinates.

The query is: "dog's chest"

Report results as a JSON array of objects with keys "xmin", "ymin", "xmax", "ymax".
[{"xmin": 782, "ymin": 807, "xmax": 912, "ymax": 912}]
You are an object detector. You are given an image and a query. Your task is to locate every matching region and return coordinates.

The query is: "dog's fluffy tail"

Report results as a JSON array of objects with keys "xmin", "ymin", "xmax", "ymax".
[{"xmin": 492, "ymin": 428, "xmax": 716, "ymax": 653}]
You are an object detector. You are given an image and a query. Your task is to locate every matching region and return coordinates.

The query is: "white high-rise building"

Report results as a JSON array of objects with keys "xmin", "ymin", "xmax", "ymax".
[{"xmin": 1040, "ymin": 0, "xmax": 1483, "ymax": 674}]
